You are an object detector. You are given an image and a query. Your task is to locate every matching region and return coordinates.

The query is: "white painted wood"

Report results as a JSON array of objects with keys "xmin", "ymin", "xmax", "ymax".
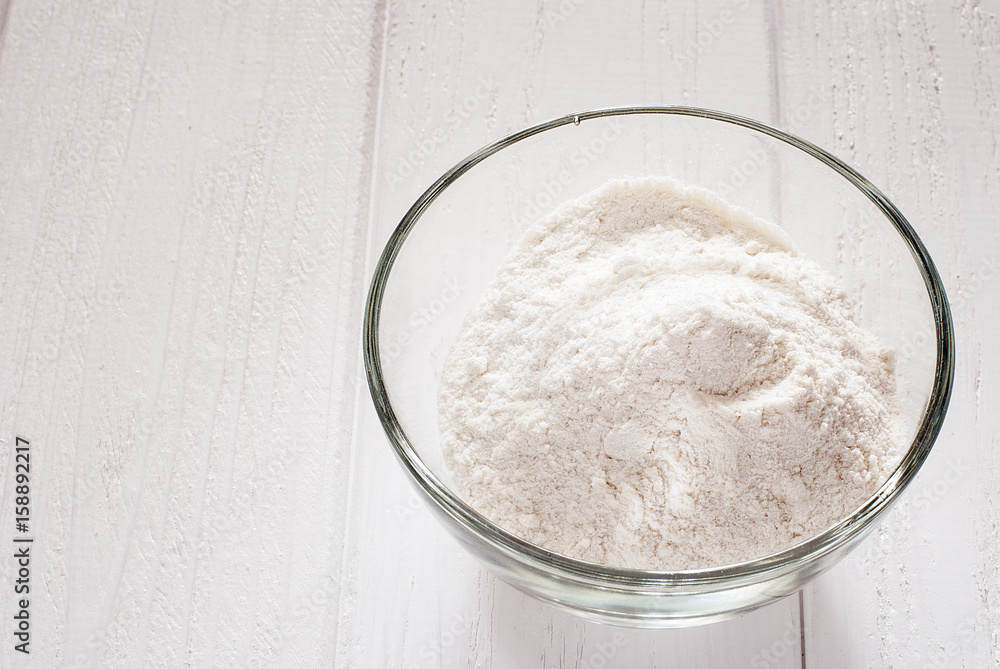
[
  {"xmin": 0, "ymin": 0, "xmax": 378, "ymax": 665},
  {"xmin": 339, "ymin": 2, "xmax": 804, "ymax": 668},
  {"xmin": 785, "ymin": 2, "xmax": 1000, "ymax": 667},
  {"xmin": 0, "ymin": 0, "xmax": 996, "ymax": 667}
]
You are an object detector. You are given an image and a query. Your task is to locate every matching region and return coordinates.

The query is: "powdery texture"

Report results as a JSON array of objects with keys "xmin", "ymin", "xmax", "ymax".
[{"xmin": 438, "ymin": 177, "xmax": 903, "ymax": 570}]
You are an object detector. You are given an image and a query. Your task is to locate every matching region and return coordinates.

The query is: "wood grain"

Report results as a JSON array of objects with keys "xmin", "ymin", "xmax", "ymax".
[
  {"xmin": 0, "ymin": 0, "xmax": 378, "ymax": 665},
  {"xmin": 779, "ymin": 2, "xmax": 1000, "ymax": 667},
  {"xmin": 0, "ymin": 0, "xmax": 996, "ymax": 667}
]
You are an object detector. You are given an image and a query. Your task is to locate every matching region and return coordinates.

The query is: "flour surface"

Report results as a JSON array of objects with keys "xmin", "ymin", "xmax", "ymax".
[{"xmin": 438, "ymin": 177, "xmax": 902, "ymax": 570}]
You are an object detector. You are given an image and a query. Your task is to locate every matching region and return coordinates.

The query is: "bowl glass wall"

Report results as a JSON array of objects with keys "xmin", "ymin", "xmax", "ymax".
[{"xmin": 365, "ymin": 108, "xmax": 953, "ymax": 627}]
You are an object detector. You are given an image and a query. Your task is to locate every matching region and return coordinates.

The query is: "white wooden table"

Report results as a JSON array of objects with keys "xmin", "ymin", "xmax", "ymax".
[{"xmin": 1, "ymin": 1, "xmax": 997, "ymax": 666}]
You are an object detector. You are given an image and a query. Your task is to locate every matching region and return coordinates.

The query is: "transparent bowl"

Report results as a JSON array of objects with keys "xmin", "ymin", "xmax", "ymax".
[{"xmin": 363, "ymin": 107, "xmax": 954, "ymax": 627}]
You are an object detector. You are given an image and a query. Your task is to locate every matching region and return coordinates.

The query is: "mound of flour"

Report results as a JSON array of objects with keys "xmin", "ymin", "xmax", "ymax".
[{"xmin": 438, "ymin": 177, "xmax": 902, "ymax": 570}]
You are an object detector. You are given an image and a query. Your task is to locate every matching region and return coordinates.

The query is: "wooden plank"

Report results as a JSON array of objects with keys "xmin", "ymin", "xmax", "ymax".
[
  {"xmin": 0, "ymin": 0, "xmax": 378, "ymax": 665},
  {"xmin": 336, "ymin": 1, "xmax": 807, "ymax": 667},
  {"xmin": 782, "ymin": 1, "xmax": 1000, "ymax": 667}
]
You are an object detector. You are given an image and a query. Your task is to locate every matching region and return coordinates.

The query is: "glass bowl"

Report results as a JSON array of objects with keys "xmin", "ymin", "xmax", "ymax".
[{"xmin": 363, "ymin": 107, "xmax": 954, "ymax": 627}]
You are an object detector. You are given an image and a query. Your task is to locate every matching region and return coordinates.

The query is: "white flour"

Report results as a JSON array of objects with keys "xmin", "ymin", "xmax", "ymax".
[{"xmin": 438, "ymin": 177, "xmax": 903, "ymax": 570}]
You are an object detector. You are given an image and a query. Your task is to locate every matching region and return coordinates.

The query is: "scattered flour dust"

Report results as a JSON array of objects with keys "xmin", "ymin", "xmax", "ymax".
[{"xmin": 438, "ymin": 176, "xmax": 903, "ymax": 570}]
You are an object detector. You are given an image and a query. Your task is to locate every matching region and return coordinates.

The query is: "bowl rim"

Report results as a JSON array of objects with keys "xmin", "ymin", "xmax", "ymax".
[{"xmin": 363, "ymin": 106, "xmax": 955, "ymax": 586}]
